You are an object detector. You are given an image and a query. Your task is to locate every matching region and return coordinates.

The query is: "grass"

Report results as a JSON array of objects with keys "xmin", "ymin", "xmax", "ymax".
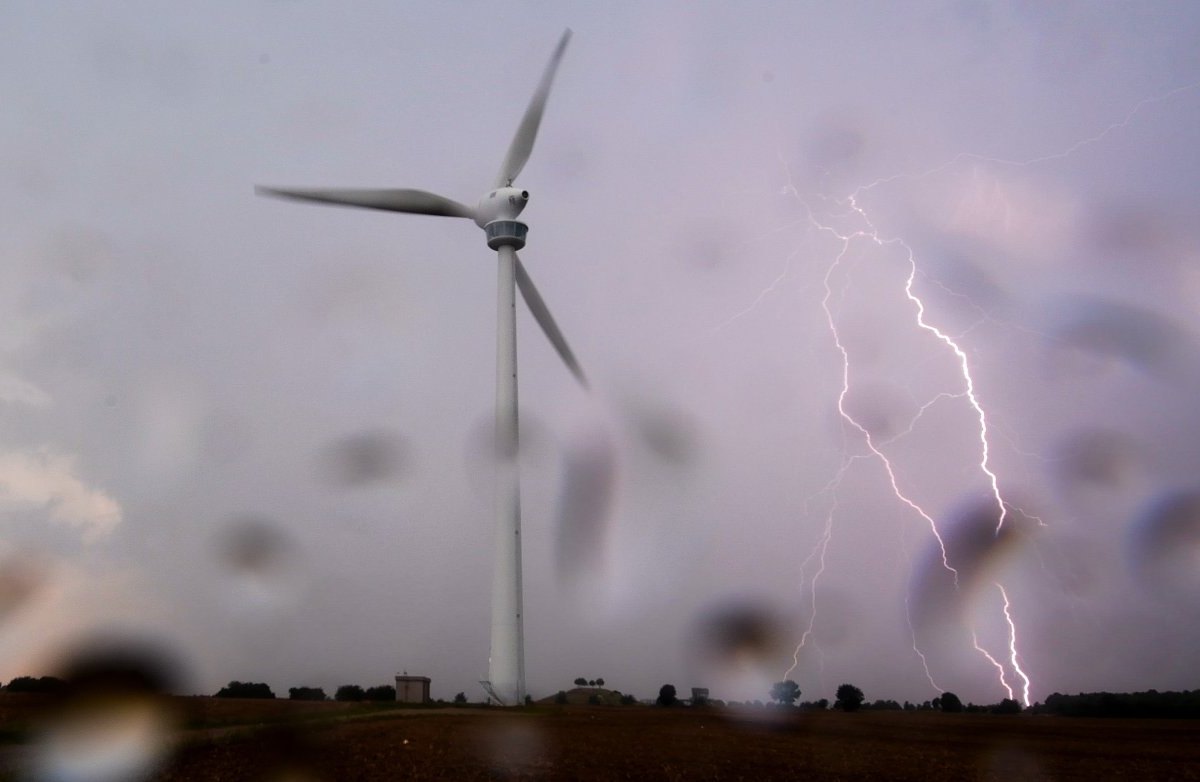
[{"xmin": 2, "ymin": 695, "xmax": 1199, "ymax": 780}]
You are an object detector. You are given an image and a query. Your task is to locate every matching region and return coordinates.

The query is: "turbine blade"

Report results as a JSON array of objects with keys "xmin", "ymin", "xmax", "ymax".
[
  {"xmin": 255, "ymin": 186, "xmax": 475, "ymax": 219},
  {"xmin": 494, "ymin": 29, "xmax": 572, "ymax": 188},
  {"xmin": 515, "ymin": 254, "xmax": 588, "ymax": 389}
]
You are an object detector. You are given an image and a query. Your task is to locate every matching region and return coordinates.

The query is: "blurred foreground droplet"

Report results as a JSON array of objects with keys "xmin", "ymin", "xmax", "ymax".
[
  {"xmin": 1052, "ymin": 428, "xmax": 1142, "ymax": 493},
  {"xmin": 477, "ymin": 720, "xmax": 546, "ymax": 778},
  {"xmin": 627, "ymin": 401, "xmax": 700, "ymax": 467},
  {"xmin": 1129, "ymin": 490, "xmax": 1200, "ymax": 601},
  {"xmin": 555, "ymin": 428, "xmax": 617, "ymax": 584},
  {"xmin": 1046, "ymin": 296, "xmax": 1196, "ymax": 381},
  {"xmin": 0, "ymin": 554, "xmax": 45, "ymax": 623},
  {"xmin": 909, "ymin": 497, "xmax": 1034, "ymax": 631},
  {"xmin": 28, "ymin": 637, "xmax": 184, "ymax": 782},
  {"xmin": 215, "ymin": 516, "xmax": 301, "ymax": 613},
  {"xmin": 317, "ymin": 429, "xmax": 408, "ymax": 487},
  {"xmin": 689, "ymin": 599, "xmax": 792, "ymax": 694}
]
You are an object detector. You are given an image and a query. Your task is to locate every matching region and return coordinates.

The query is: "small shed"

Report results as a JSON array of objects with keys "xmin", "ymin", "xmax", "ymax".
[{"xmin": 395, "ymin": 674, "xmax": 431, "ymax": 704}]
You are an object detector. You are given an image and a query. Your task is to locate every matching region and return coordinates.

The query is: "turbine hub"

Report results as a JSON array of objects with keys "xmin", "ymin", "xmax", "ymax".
[
  {"xmin": 485, "ymin": 220, "xmax": 528, "ymax": 250},
  {"xmin": 474, "ymin": 186, "xmax": 529, "ymax": 228}
]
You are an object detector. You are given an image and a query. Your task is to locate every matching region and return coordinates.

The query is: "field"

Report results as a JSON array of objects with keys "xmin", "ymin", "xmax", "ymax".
[{"xmin": 3, "ymin": 695, "xmax": 1199, "ymax": 780}]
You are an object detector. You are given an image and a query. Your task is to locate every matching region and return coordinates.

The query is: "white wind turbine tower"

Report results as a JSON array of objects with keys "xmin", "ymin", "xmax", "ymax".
[{"xmin": 256, "ymin": 30, "xmax": 585, "ymax": 706}]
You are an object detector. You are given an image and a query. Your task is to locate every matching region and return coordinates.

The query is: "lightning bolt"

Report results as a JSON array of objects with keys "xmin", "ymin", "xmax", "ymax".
[
  {"xmin": 999, "ymin": 583, "xmax": 1032, "ymax": 706},
  {"xmin": 809, "ymin": 190, "xmax": 1015, "ymax": 695},
  {"xmin": 764, "ymin": 81, "xmax": 1200, "ymax": 708},
  {"xmin": 972, "ymin": 629, "xmax": 1014, "ymax": 702}
]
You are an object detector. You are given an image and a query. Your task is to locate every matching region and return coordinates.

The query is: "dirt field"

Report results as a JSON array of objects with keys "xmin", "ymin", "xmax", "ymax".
[{"xmin": 4, "ymin": 696, "xmax": 1200, "ymax": 780}]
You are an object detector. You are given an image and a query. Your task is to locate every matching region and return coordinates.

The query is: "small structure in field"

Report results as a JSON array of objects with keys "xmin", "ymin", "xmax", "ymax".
[
  {"xmin": 395, "ymin": 673, "xmax": 431, "ymax": 704},
  {"xmin": 691, "ymin": 688, "xmax": 710, "ymax": 706}
]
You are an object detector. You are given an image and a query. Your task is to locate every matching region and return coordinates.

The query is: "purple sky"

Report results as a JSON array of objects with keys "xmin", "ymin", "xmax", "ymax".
[{"xmin": 1, "ymin": 1, "xmax": 1199, "ymax": 706}]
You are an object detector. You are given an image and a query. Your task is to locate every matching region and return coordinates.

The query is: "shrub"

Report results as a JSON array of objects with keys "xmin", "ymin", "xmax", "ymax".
[
  {"xmin": 289, "ymin": 687, "xmax": 327, "ymax": 701},
  {"xmin": 215, "ymin": 681, "xmax": 275, "ymax": 699},
  {"xmin": 835, "ymin": 684, "xmax": 864, "ymax": 712},
  {"xmin": 5, "ymin": 676, "xmax": 65, "ymax": 694},
  {"xmin": 334, "ymin": 685, "xmax": 365, "ymax": 702},
  {"xmin": 364, "ymin": 685, "xmax": 396, "ymax": 702}
]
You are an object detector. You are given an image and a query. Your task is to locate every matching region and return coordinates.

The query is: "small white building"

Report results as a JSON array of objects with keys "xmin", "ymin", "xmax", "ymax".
[{"xmin": 395, "ymin": 673, "xmax": 431, "ymax": 704}]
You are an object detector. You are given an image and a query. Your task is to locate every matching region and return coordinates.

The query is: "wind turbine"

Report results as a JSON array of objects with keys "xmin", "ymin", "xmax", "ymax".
[{"xmin": 256, "ymin": 30, "xmax": 585, "ymax": 706}]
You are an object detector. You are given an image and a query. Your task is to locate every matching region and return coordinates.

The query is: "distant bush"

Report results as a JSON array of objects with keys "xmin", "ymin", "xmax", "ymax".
[
  {"xmin": 454, "ymin": 692, "xmax": 468, "ymax": 705},
  {"xmin": 770, "ymin": 680, "xmax": 801, "ymax": 707},
  {"xmin": 334, "ymin": 685, "xmax": 364, "ymax": 702},
  {"xmin": 992, "ymin": 698, "xmax": 1022, "ymax": 714},
  {"xmin": 656, "ymin": 684, "xmax": 678, "ymax": 707},
  {"xmin": 364, "ymin": 685, "xmax": 396, "ymax": 702},
  {"xmin": 587, "ymin": 694, "xmax": 602, "ymax": 705},
  {"xmin": 555, "ymin": 690, "xmax": 568, "ymax": 705},
  {"xmin": 5, "ymin": 676, "xmax": 65, "ymax": 694},
  {"xmin": 939, "ymin": 692, "xmax": 963, "ymax": 713},
  {"xmin": 289, "ymin": 687, "xmax": 327, "ymax": 701},
  {"xmin": 620, "ymin": 694, "xmax": 637, "ymax": 706},
  {"xmin": 573, "ymin": 677, "xmax": 587, "ymax": 687},
  {"xmin": 835, "ymin": 684, "xmax": 864, "ymax": 712},
  {"xmin": 215, "ymin": 681, "xmax": 275, "ymax": 699}
]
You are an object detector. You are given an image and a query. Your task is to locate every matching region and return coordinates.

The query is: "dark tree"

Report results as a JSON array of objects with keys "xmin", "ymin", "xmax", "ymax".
[
  {"xmin": 5, "ymin": 676, "xmax": 65, "ymax": 694},
  {"xmin": 364, "ymin": 685, "xmax": 396, "ymax": 702},
  {"xmin": 588, "ymin": 680, "xmax": 596, "ymax": 687},
  {"xmin": 453, "ymin": 691, "xmax": 468, "ymax": 704},
  {"xmin": 940, "ymin": 691, "xmax": 963, "ymax": 713},
  {"xmin": 620, "ymin": 694, "xmax": 637, "ymax": 706},
  {"xmin": 656, "ymin": 684, "xmax": 678, "ymax": 707},
  {"xmin": 554, "ymin": 690, "xmax": 569, "ymax": 705},
  {"xmin": 573, "ymin": 677, "xmax": 587, "ymax": 687},
  {"xmin": 835, "ymin": 683, "xmax": 864, "ymax": 712},
  {"xmin": 215, "ymin": 681, "xmax": 275, "ymax": 699},
  {"xmin": 993, "ymin": 698, "xmax": 1022, "ymax": 714},
  {"xmin": 770, "ymin": 679, "xmax": 801, "ymax": 707},
  {"xmin": 587, "ymin": 693, "xmax": 602, "ymax": 705},
  {"xmin": 596, "ymin": 677, "xmax": 605, "ymax": 688},
  {"xmin": 289, "ymin": 686, "xmax": 327, "ymax": 701},
  {"xmin": 334, "ymin": 685, "xmax": 364, "ymax": 702}
]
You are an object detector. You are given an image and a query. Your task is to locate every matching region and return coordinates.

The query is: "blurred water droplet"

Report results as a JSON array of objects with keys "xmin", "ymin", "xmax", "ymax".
[
  {"xmin": 0, "ymin": 555, "xmax": 45, "ymax": 622},
  {"xmin": 909, "ymin": 497, "xmax": 1033, "ymax": 630},
  {"xmin": 215, "ymin": 517, "xmax": 300, "ymax": 612},
  {"xmin": 629, "ymin": 403, "xmax": 700, "ymax": 466},
  {"xmin": 1052, "ymin": 429, "xmax": 1142, "ymax": 494},
  {"xmin": 840, "ymin": 383, "xmax": 910, "ymax": 440},
  {"xmin": 1129, "ymin": 490, "xmax": 1200, "ymax": 601},
  {"xmin": 689, "ymin": 598, "xmax": 792, "ymax": 696},
  {"xmin": 462, "ymin": 413, "xmax": 551, "ymax": 502},
  {"xmin": 478, "ymin": 720, "xmax": 545, "ymax": 777},
  {"xmin": 1046, "ymin": 296, "xmax": 1195, "ymax": 381},
  {"xmin": 29, "ymin": 637, "xmax": 183, "ymax": 782},
  {"xmin": 318, "ymin": 429, "xmax": 407, "ymax": 487},
  {"xmin": 555, "ymin": 428, "xmax": 617, "ymax": 583}
]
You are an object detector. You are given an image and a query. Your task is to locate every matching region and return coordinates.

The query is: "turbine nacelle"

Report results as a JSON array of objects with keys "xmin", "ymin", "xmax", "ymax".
[{"xmin": 474, "ymin": 186, "xmax": 530, "ymax": 228}]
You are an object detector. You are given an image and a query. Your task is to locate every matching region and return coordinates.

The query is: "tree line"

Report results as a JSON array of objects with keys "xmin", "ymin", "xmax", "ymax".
[
  {"xmin": 212, "ymin": 681, "xmax": 397, "ymax": 701},
  {"xmin": 8, "ymin": 674, "xmax": 1199, "ymax": 717}
]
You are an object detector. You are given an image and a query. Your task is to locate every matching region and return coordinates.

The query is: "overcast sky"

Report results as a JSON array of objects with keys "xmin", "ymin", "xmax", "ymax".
[{"xmin": 2, "ymin": 1, "xmax": 1199, "ymax": 707}]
